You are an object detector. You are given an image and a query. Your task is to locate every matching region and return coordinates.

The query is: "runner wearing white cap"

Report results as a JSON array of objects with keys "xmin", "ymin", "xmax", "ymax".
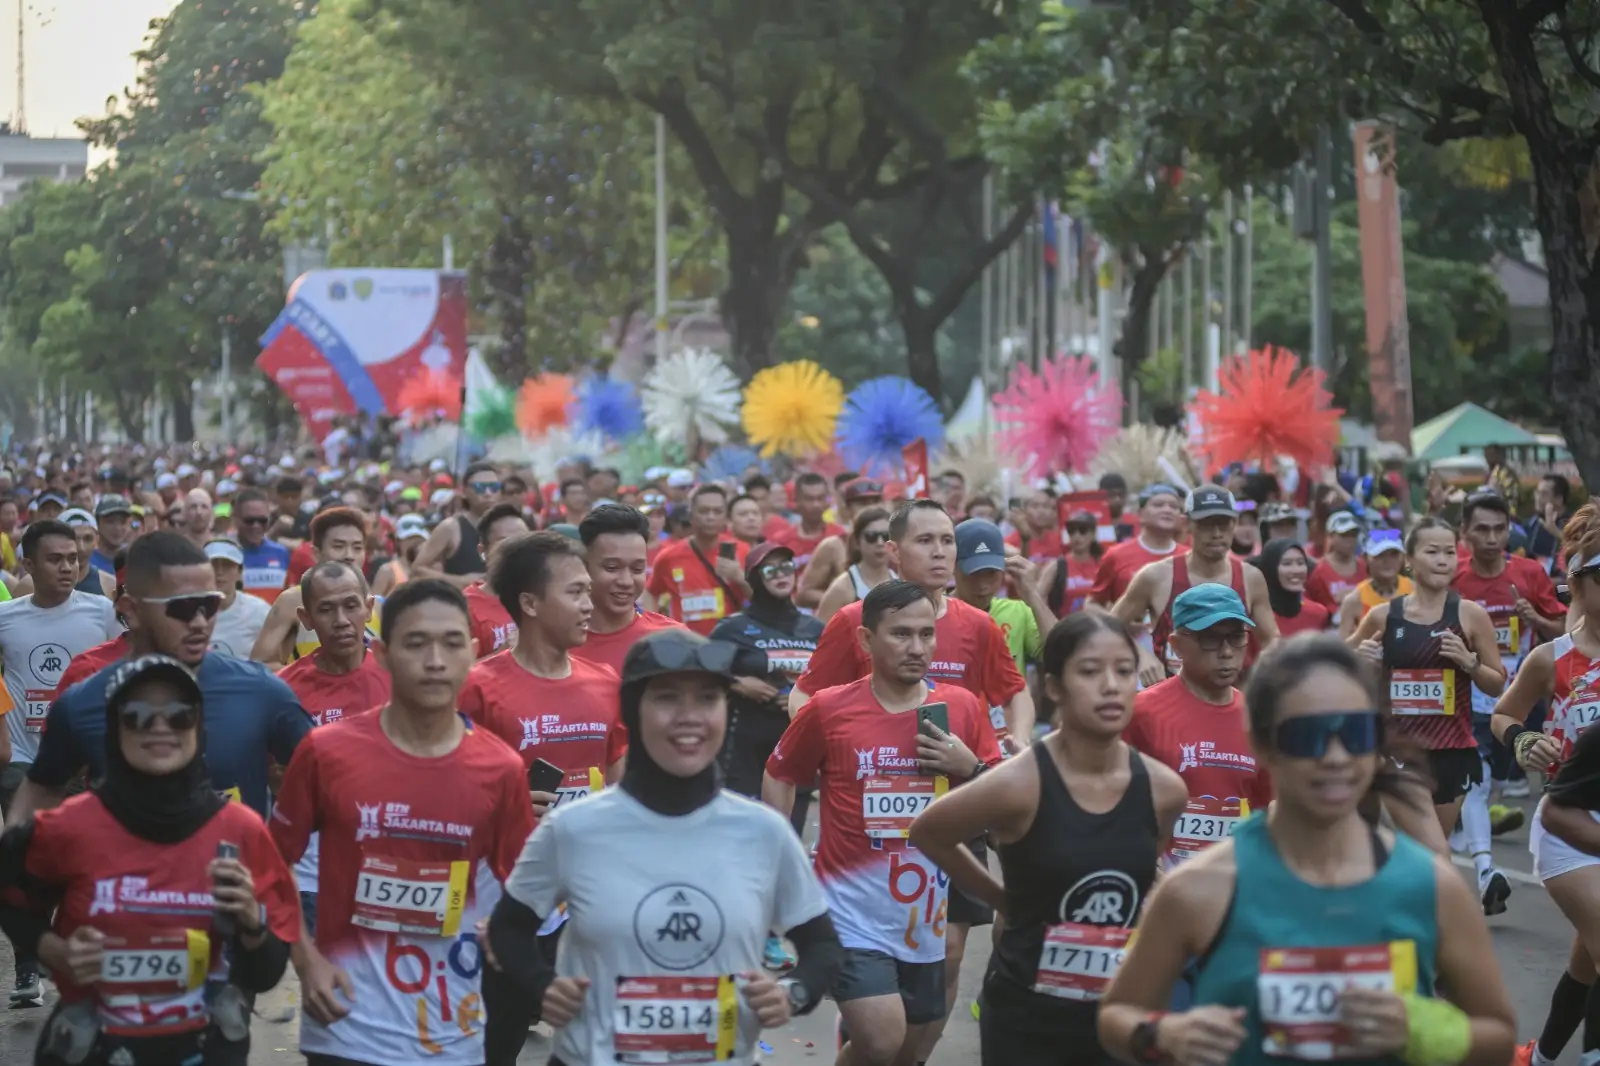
[{"xmin": 206, "ymin": 539, "xmax": 271, "ymax": 658}]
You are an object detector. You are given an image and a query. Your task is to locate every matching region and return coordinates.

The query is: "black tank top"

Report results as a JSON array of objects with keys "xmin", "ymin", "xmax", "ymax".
[
  {"xmin": 442, "ymin": 514, "xmax": 483, "ymax": 576},
  {"xmin": 986, "ymin": 742, "xmax": 1159, "ymax": 1029},
  {"xmin": 1381, "ymin": 592, "xmax": 1474, "ymax": 750},
  {"xmin": 75, "ymin": 570, "xmax": 104, "ymax": 598}
]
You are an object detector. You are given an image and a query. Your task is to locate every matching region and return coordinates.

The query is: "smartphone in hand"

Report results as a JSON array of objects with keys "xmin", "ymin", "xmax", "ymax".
[
  {"xmin": 527, "ymin": 759, "xmax": 565, "ymax": 794},
  {"xmin": 917, "ymin": 702, "xmax": 950, "ymax": 737}
]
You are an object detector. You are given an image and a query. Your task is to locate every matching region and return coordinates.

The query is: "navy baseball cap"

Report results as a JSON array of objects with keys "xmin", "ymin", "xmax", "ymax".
[
  {"xmin": 1185, "ymin": 485, "xmax": 1237, "ymax": 521},
  {"xmin": 1171, "ymin": 584, "xmax": 1255, "ymax": 632},
  {"xmin": 955, "ymin": 519, "xmax": 1007, "ymax": 574}
]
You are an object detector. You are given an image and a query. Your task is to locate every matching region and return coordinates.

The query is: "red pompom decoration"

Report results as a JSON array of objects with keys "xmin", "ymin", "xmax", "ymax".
[
  {"xmin": 1189, "ymin": 346, "xmax": 1343, "ymax": 472},
  {"xmin": 396, "ymin": 371, "xmax": 462, "ymax": 424}
]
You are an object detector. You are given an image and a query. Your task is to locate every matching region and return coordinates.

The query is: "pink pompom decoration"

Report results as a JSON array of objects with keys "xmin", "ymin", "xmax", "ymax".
[{"xmin": 993, "ymin": 355, "xmax": 1124, "ymax": 477}]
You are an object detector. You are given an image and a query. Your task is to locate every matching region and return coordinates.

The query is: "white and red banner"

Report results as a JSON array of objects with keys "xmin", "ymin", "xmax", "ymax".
[{"xmin": 257, "ymin": 270, "xmax": 469, "ymax": 440}]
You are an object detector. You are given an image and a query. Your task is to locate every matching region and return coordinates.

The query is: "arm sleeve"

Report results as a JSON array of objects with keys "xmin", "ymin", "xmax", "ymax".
[
  {"xmin": 230, "ymin": 929, "xmax": 291, "ymax": 993},
  {"xmin": 764, "ymin": 701, "xmax": 825, "ymax": 786},
  {"xmin": 265, "ymin": 677, "xmax": 314, "ymax": 768},
  {"xmin": 979, "ymin": 616, "xmax": 1027, "ymax": 706},
  {"xmin": 784, "ymin": 911, "xmax": 843, "ymax": 1016},
  {"xmin": 27, "ymin": 698, "xmax": 84, "ymax": 788},
  {"xmin": 267, "ymin": 736, "xmax": 319, "ymax": 865},
  {"xmin": 0, "ymin": 821, "xmax": 52, "ymax": 959},
  {"xmin": 502, "ymin": 813, "xmax": 562, "ymax": 915},
  {"xmin": 795, "ymin": 610, "xmax": 863, "ymax": 694},
  {"xmin": 487, "ymin": 891, "xmax": 555, "ymax": 1001}
]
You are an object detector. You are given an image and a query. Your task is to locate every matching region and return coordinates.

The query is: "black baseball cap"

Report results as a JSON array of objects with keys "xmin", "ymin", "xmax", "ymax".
[
  {"xmin": 1185, "ymin": 485, "xmax": 1237, "ymax": 521},
  {"xmin": 105, "ymin": 654, "xmax": 203, "ymax": 712},
  {"xmin": 621, "ymin": 630, "xmax": 739, "ymax": 688}
]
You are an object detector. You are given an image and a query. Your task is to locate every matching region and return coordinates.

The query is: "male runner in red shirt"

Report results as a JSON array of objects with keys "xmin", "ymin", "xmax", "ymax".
[
  {"xmin": 573, "ymin": 504, "xmax": 684, "ymax": 675},
  {"xmin": 645, "ymin": 484, "xmax": 750, "ymax": 635},
  {"xmin": 1089, "ymin": 483, "xmax": 1187, "ymax": 607},
  {"xmin": 767, "ymin": 471, "xmax": 844, "ymax": 577},
  {"xmin": 462, "ymin": 502, "xmax": 531, "ymax": 659}
]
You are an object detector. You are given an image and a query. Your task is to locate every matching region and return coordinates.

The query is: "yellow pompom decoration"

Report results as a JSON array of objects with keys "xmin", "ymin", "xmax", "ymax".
[{"xmin": 741, "ymin": 360, "xmax": 845, "ymax": 458}]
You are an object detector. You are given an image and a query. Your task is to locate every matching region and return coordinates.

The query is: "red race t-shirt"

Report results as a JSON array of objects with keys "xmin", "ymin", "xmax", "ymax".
[
  {"xmin": 571, "ymin": 610, "xmax": 685, "ymax": 676},
  {"xmin": 286, "ymin": 540, "xmax": 317, "ymax": 586},
  {"xmin": 797, "ymin": 596, "xmax": 1026, "ymax": 711},
  {"xmin": 277, "ymin": 650, "xmax": 391, "ymax": 728},
  {"xmin": 54, "ymin": 633, "xmax": 132, "ymax": 698},
  {"xmin": 762, "ymin": 513, "xmax": 795, "ymax": 541},
  {"xmin": 1089, "ymin": 537, "xmax": 1188, "ymax": 606},
  {"xmin": 1126, "ymin": 675, "xmax": 1272, "ymax": 866},
  {"xmin": 769, "ymin": 521, "xmax": 846, "ymax": 575},
  {"xmin": 458, "ymin": 653, "xmax": 627, "ymax": 808},
  {"xmin": 1455, "ymin": 553, "xmax": 1566, "ymax": 710},
  {"xmin": 1061, "ymin": 555, "xmax": 1100, "ymax": 614},
  {"xmin": 21, "ymin": 795, "xmax": 299, "ymax": 1036},
  {"xmin": 1304, "ymin": 556, "xmax": 1367, "ymax": 617},
  {"xmin": 1275, "ymin": 599, "xmax": 1333, "ymax": 637},
  {"xmin": 463, "ymin": 583, "xmax": 515, "ymax": 659},
  {"xmin": 644, "ymin": 537, "xmax": 749, "ymax": 635},
  {"xmin": 270, "ymin": 710, "xmax": 532, "ymax": 1066},
  {"xmin": 766, "ymin": 678, "xmax": 1001, "ymax": 963},
  {"xmin": 1005, "ymin": 527, "xmax": 1062, "ymax": 567}
]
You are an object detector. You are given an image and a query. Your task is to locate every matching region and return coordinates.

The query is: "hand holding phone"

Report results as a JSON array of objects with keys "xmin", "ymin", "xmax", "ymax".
[{"xmin": 528, "ymin": 759, "xmax": 564, "ymax": 818}]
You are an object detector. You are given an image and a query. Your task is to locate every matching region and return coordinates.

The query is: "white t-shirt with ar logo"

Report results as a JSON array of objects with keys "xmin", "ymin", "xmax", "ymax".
[
  {"xmin": 506, "ymin": 788, "xmax": 827, "ymax": 1066},
  {"xmin": 0, "ymin": 591, "xmax": 122, "ymax": 763}
]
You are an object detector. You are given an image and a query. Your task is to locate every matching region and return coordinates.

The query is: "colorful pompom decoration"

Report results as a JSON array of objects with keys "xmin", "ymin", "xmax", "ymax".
[
  {"xmin": 396, "ymin": 371, "xmax": 462, "ymax": 424},
  {"xmin": 993, "ymin": 355, "xmax": 1123, "ymax": 477},
  {"xmin": 834, "ymin": 377, "xmax": 945, "ymax": 477},
  {"xmin": 742, "ymin": 360, "xmax": 845, "ymax": 458},
  {"xmin": 641, "ymin": 348, "xmax": 744, "ymax": 449},
  {"xmin": 571, "ymin": 376, "xmax": 644, "ymax": 443},
  {"xmin": 1188, "ymin": 346, "xmax": 1342, "ymax": 473},
  {"xmin": 516, "ymin": 374, "xmax": 575, "ymax": 439}
]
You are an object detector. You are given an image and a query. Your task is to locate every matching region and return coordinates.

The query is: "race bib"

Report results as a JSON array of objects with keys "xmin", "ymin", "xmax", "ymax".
[
  {"xmin": 216, "ymin": 786, "xmax": 242, "ymax": 804},
  {"xmin": 351, "ymin": 852, "xmax": 469, "ymax": 937},
  {"xmin": 613, "ymin": 975, "xmax": 738, "ymax": 1064},
  {"xmin": 1493, "ymin": 615, "xmax": 1521, "ymax": 655},
  {"xmin": 766, "ymin": 649, "xmax": 812, "ymax": 679},
  {"xmin": 554, "ymin": 766, "xmax": 605, "ymax": 809},
  {"xmin": 1169, "ymin": 797, "xmax": 1249, "ymax": 864},
  {"xmin": 679, "ymin": 589, "xmax": 726, "ymax": 623},
  {"xmin": 861, "ymin": 776, "xmax": 947, "ymax": 839},
  {"xmin": 97, "ymin": 931, "xmax": 210, "ymax": 1034},
  {"xmin": 1388, "ymin": 669, "xmax": 1454, "ymax": 716},
  {"xmin": 1033, "ymin": 924, "xmax": 1132, "ymax": 1000},
  {"xmin": 23, "ymin": 689, "xmax": 51, "ymax": 733},
  {"xmin": 1258, "ymin": 941, "xmax": 1417, "ymax": 1060}
]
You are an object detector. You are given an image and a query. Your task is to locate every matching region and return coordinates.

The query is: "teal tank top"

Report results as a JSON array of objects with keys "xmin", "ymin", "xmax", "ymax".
[{"xmin": 1190, "ymin": 813, "xmax": 1438, "ymax": 1065}]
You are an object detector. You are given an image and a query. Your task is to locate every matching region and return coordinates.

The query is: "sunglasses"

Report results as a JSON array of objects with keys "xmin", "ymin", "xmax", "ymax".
[
  {"xmin": 142, "ymin": 591, "xmax": 224, "ymax": 622},
  {"xmin": 861, "ymin": 530, "xmax": 890, "ymax": 545},
  {"xmin": 760, "ymin": 560, "xmax": 797, "ymax": 579},
  {"xmin": 469, "ymin": 481, "xmax": 502, "ymax": 494},
  {"xmin": 237, "ymin": 515, "xmax": 270, "ymax": 527},
  {"xmin": 1274, "ymin": 712, "xmax": 1383, "ymax": 759},
  {"xmin": 634, "ymin": 637, "xmax": 739, "ymax": 677},
  {"xmin": 120, "ymin": 700, "xmax": 199, "ymax": 733}
]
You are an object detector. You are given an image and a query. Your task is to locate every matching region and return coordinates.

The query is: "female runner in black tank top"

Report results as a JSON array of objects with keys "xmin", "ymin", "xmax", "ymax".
[
  {"xmin": 910, "ymin": 612, "xmax": 1187, "ymax": 1066},
  {"xmin": 1347, "ymin": 518, "xmax": 1505, "ymax": 840}
]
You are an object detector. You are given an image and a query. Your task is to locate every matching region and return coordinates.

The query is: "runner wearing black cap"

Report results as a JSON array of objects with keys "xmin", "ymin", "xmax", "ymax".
[
  {"xmin": 0, "ymin": 654, "xmax": 300, "ymax": 1064},
  {"xmin": 1113, "ymin": 486, "xmax": 1278, "ymax": 686},
  {"xmin": 486, "ymin": 628, "xmax": 843, "ymax": 1066}
]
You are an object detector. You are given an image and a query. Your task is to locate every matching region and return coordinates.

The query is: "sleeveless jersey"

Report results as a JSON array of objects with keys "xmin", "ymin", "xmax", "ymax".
[
  {"xmin": 1546, "ymin": 633, "xmax": 1600, "ymax": 775},
  {"xmin": 1191, "ymin": 815, "xmax": 1438, "ymax": 1065},
  {"xmin": 987, "ymin": 744, "xmax": 1157, "ymax": 1032},
  {"xmin": 1382, "ymin": 594, "xmax": 1474, "ymax": 750},
  {"xmin": 443, "ymin": 514, "xmax": 484, "ymax": 577},
  {"xmin": 1150, "ymin": 555, "xmax": 1249, "ymax": 675},
  {"xmin": 846, "ymin": 564, "xmax": 895, "ymax": 600},
  {"xmin": 73, "ymin": 569, "xmax": 104, "ymax": 598}
]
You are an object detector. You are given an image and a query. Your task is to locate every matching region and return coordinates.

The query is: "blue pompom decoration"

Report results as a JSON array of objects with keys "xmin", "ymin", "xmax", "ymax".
[
  {"xmin": 701, "ymin": 444, "xmax": 767, "ymax": 482},
  {"xmin": 571, "ymin": 376, "xmax": 644, "ymax": 443},
  {"xmin": 835, "ymin": 377, "xmax": 945, "ymax": 476}
]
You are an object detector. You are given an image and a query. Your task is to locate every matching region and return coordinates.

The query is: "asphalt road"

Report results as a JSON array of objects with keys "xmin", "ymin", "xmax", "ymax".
[{"xmin": 0, "ymin": 791, "xmax": 1583, "ymax": 1065}]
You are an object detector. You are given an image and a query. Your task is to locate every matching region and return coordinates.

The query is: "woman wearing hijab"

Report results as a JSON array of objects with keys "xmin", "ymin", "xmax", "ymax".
[
  {"xmin": 487, "ymin": 628, "xmax": 843, "ymax": 1066},
  {"xmin": 0, "ymin": 654, "xmax": 300, "ymax": 1066},
  {"xmin": 1250, "ymin": 537, "xmax": 1332, "ymax": 637}
]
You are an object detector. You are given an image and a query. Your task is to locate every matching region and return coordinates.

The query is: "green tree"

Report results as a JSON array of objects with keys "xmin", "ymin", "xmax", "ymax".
[{"xmin": 261, "ymin": 0, "xmax": 720, "ymax": 377}]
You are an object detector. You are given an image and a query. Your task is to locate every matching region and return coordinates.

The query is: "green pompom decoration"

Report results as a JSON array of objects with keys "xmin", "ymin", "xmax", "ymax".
[
  {"xmin": 466, "ymin": 385, "xmax": 517, "ymax": 441},
  {"xmin": 617, "ymin": 434, "xmax": 685, "ymax": 484}
]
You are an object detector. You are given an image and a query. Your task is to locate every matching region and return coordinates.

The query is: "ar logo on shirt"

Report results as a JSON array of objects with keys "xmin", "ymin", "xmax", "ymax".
[
  {"xmin": 29, "ymin": 643, "xmax": 69, "ymax": 687},
  {"xmin": 1059, "ymin": 870, "xmax": 1138, "ymax": 927},
  {"xmin": 634, "ymin": 883, "xmax": 725, "ymax": 970}
]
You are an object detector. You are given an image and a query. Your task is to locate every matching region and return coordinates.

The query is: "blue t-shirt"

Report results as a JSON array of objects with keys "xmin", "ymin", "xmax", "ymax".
[
  {"xmin": 30, "ymin": 653, "xmax": 313, "ymax": 818},
  {"xmin": 239, "ymin": 539, "xmax": 292, "ymax": 599}
]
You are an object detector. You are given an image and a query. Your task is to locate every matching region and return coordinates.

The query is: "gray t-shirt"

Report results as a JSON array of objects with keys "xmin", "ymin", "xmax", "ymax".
[
  {"xmin": 506, "ymin": 788, "xmax": 827, "ymax": 1066},
  {"xmin": 0, "ymin": 591, "xmax": 121, "ymax": 763}
]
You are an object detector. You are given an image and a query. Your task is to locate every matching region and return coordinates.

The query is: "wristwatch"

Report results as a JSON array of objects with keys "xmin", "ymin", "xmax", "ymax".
[
  {"xmin": 777, "ymin": 977, "xmax": 810, "ymax": 1015},
  {"xmin": 1129, "ymin": 1012, "xmax": 1166, "ymax": 1064}
]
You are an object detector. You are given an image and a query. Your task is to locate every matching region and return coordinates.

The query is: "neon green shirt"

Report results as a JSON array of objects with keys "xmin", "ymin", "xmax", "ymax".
[{"xmin": 987, "ymin": 597, "xmax": 1042, "ymax": 672}]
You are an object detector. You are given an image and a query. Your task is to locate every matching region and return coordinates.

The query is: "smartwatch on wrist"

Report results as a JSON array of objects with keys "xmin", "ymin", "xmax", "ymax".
[
  {"xmin": 777, "ymin": 977, "xmax": 809, "ymax": 1015},
  {"xmin": 1130, "ymin": 1012, "xmax": 1166, "ymax": 1063}
]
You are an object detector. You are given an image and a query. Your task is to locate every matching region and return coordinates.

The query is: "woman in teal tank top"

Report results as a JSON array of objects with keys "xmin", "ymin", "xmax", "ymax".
[{"xmin": 1099, "ymin": 634, "xmax": 1514, "ymax": 1066}]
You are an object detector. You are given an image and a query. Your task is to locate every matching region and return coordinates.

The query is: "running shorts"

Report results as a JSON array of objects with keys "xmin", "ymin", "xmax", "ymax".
[
  {"xmin": 1530, "ymin": 796, "xmax": 1600, "ymax": 882},
  {"xmin": 1425, "ymin": 747, "xmax": 1481, "ymax": 805},
  {"xmin": 831, "ymin": 947, "xmax": 946, "ymax": 1024}
]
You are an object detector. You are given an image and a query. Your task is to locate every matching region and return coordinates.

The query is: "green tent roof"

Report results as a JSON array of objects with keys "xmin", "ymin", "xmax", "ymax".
[{"xmin": 1410, "ymin": 402, "xmax": 1541, "ymax": 461}]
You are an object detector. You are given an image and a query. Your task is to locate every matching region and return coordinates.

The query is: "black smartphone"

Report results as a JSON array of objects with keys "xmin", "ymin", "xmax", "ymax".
[
  {"xmin": 917, "ymin": 702, "xmax": 950, "ymax": 737},
  {"xmin": 718, "ymin": 541, "xmax": 737, "ymax": 561},
  {"xmin": 528, "ymin": 758, "xmax": 565, "ymax": 794},
  {"xmin": 213, "ymin": 842, "xmax": 240, "ymax": 936}
]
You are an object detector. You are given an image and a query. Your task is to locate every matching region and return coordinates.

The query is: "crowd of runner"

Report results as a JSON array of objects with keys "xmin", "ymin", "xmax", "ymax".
[{"xmin": 0, "ymin": 437, "xmax": 1583, "ymax": 1065}]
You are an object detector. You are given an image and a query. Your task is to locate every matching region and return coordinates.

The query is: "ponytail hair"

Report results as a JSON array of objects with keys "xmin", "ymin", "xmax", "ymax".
[
  {"xmin": 1562, "ymin": 498, "xmax": 1600, "ymax": 570},
  {"xmin": 1245, "ymin": 633, "xmax": 1430, "ymax": 813}
]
